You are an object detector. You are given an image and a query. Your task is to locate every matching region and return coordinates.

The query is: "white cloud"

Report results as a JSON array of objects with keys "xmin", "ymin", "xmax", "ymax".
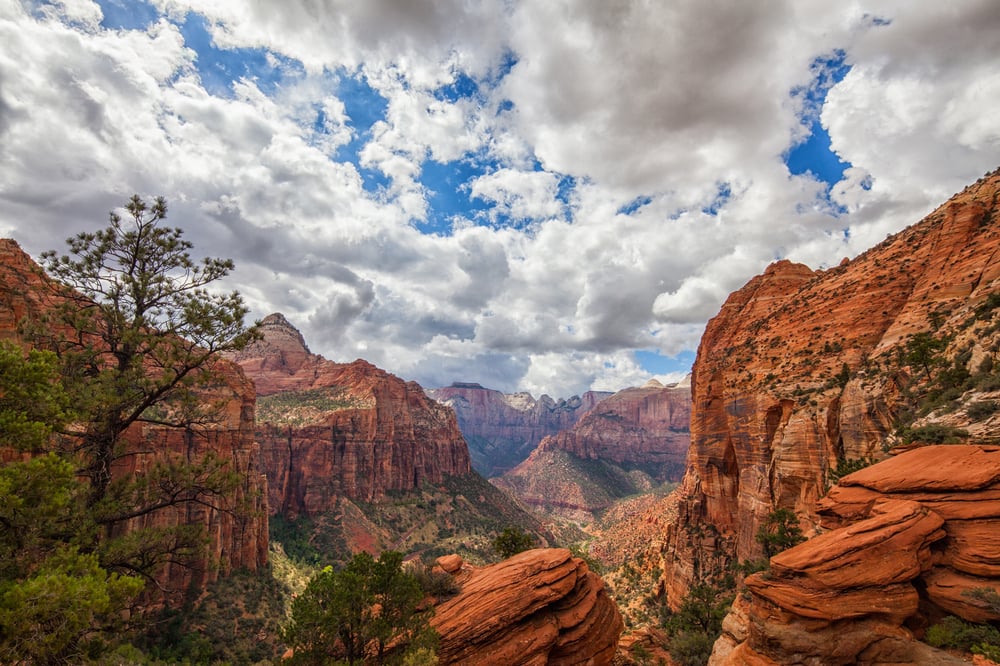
[{"xmin": 1, "ymin": 1, "xmax": 998, "ymax": 398}]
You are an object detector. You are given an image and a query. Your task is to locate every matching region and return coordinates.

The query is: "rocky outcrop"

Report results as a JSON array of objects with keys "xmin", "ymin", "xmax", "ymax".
[
  {"xmin": 0, "ymin": 238, "xmax": 268, "ymax": 594},
  {"xmin": 492, "ymin": 379, "xmax": 690, "ymax": 518},
  {"xmin": 662, "ymin": 169, "xmax": 1000, "ymax": 605},
  {"xmin": 427, "ymin": 383, "xmax": 611, "ymax": 477},
  {"xmin": 712, "ymin": 445, "xmax": 1000, "ymax": 665},
  {"xmin": 430, "ymin": 549, "xmax": 623, "ymax": 665},
  {"xmin": 230, "ymin": 313, "xmax": 472, "ymax": 512}
]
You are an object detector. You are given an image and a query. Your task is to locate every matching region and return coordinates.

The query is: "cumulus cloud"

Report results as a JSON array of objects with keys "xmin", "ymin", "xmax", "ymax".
[{"xmin": 1, "ymin": 0, "xmax": 997, "ymax": 398}]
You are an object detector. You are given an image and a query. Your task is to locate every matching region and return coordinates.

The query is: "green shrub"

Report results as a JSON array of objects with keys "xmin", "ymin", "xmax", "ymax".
[
  {"xmin": 756, "ymin": 508, "xmax": 805, "ymax": 558},
  {"xmin": 828, "ymin": 457, "xmax": 877, "ymax": 487},
  {"xmin": 925, "ymin": 615, "xmax": 1000, "ymax": 654},
  {"xmin": 492, "ymin": 527, "xmax": 534, "ymax": 559},
  {"xmin": 900, "ymin": 424, "xmax": 969, "ymax": 444},
  {"xmin": 967, "ymin": 400, "xmax": 999, "ymax": 421},
  {"xmin": 411, "ymin": 564, "xmax": 459, "ymax": 598}
]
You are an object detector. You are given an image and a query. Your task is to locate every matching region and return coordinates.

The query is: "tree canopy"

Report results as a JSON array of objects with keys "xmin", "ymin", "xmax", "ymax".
[{"xmin": 282, "ymin": 551, "xmax": 435, "ymax": 665}]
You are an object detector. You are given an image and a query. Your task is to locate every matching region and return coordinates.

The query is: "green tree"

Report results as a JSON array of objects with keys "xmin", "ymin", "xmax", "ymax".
[
  {"xmin": 283, "ymin": 551, "xmax": 434, "ymax": 665},
  {"xmin": 492, "ymin": 526, "xmax": 534, "ymax": 559},
  {"xmin": 663, "ymin": 579, "xmax": 734, "ymax": 666},
  {"xmin": 30, "ymin": 195, "xmax": 259, "ymax": 582},
  {"xmin": 756, "ymin": 508, "xmax": 805, "ymax": 558},
  {"xmin": 903, "ymin": 331, "xmax": 947, "ymax": 380},
  {"xmin": 0, "ymin": 343, "xmax": 143, "ymax": 663}
]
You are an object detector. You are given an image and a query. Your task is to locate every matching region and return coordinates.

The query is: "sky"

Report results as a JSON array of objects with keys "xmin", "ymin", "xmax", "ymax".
[{"xmin": 1, "ymin": 1, "xmax": 998, "ymax": 398}]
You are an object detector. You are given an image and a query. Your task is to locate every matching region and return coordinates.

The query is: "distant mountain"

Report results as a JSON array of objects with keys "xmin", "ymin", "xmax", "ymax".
[
  {"xmin": 494, "ymin": 378, "xmax": 691, "ymax": 520},
  {"xmin": 427, "ymin": 383, "xmax": 611, "ymax": 477}
]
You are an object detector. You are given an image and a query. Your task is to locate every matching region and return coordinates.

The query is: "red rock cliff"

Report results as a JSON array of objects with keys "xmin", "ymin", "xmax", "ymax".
[
  {"xmin": 427, "ymin": 383, "xmax": 611, "ymax": 477},
  {"xmin": 0, "ymin": 238, "xmax": 268, "ymax": 594},
  {"xmin": 229, "ymin": 313, "xmax": 472, "ymax": 514},
  {"xmin": 662, "ymin": 169, "xmax": 1000, "ymax": 604}
]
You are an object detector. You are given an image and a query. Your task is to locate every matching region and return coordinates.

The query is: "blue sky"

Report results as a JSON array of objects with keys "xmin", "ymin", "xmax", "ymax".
[{"xmin": 2, "ymin": 0, "xmax": 998, "ymax": 396}]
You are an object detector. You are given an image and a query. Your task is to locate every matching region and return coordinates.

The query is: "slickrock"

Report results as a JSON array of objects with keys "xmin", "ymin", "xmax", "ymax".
[
  {"xmin": 431, "ymin": 548, "xmax": 623, "ymax": 666},
  {"xmin": 714, "ymin": 445, "xmax": 1000, "ymax": 664},
  {"xmin": 0, "ymin": 239, "xmax": 268, "ymax": 596},
  {"xmin": 427, "ymin": 383, "xmax": 611, "ymax": 477},
  {"xmin": 494, "ymin": 380, "xmax": 690, "ymax": 517},
  {"xmin": 662, "ymin": 170, "xmax": 1000, "ymax": 607},
  {"xmin": 230, "ymin": 313, "xmax": 472, "ymax": 511}
]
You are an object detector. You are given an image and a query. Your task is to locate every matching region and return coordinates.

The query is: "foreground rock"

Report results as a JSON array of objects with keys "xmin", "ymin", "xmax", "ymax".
[
  {"xmin": 712, "ymin": 445, "xmax": 1000, "ymax": 665},
  {"xmin": 431, "ymin": 548, "xmax": 623, "ymax": 665},
  {"xmin": 662, "ymin": 169, "xmax": 1000, "ymax": 605}
]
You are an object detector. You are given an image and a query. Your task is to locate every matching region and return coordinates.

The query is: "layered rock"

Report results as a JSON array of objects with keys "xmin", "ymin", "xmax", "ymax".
[
  {"xmin": 430, "ymin": 548, "xmax": 623, "ymax": 665},
  {"xmin": 712, "ymin": 445, "xmax": 1000, "ymax": 664},
  {"xmin": 493, "ymin": 379, "xmax": 690, "ymax": 518},
  {"xmin": 230, "ymin": 313, "xmax": 472, "ymax": 513},
  {"xmin": 0, "ymin": 238, "xmax": 268, "ymax": 594},
  {"xmin": 427, "ymin": 383, "xmax": 611, "ymax": 477},
  {"xmin": 662, "ymin": 169, "xmax": 1000, "ymax": 604}
]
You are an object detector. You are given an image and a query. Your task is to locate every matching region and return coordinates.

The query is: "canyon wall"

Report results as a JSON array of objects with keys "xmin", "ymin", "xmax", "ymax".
[
  {"xmin": 230, "ymin": 313, "xmax": 472, "ymax": 514},
  {"xmin": 427, "ymin": 383, "xmax": 611, "ymax": 477},
  {"xmin": 662, "ymin": 169, "xmax": 1000, "ymax": 604},
  {"xmin": 0, "ymin": 238, "xmax": 268, "ymax": 593}
]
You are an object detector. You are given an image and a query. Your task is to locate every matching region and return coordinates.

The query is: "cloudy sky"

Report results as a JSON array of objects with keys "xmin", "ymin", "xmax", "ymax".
[{"xmin": 1, "ymin": 0, "xmax": 998, "ymax": 398}]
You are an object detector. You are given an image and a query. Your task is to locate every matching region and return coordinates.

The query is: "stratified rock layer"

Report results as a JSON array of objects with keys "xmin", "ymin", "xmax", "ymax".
[
  {"xmin": 663, "ymin": 170, "xmax": 1000, "ymax": 604},
  {"xmin": 0, "ymin": 238, "xmax": 268, "ymax": 595},
  {"xmin": 494, "ymin": 380, "xmax": 691, "ymax": 516},
  {"xmin": 230, "ymin": 313, "xmax": 472, "ymax": 512},
  {"xmin": 431, "ymin": 548, "xmax": 623, "ymax": 665},
  {"xmin": 712, "ymin": 445, "xmax": 1000, "ymax": 665},
  {"xmin": 427, "ymin": 383, "xmax": 611, "ymax": 477}
]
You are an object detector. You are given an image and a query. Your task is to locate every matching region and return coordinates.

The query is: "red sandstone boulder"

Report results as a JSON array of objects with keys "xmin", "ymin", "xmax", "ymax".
[{"xmin": 431, "ymin": 548, "xmax": 623, "ymax": 665}]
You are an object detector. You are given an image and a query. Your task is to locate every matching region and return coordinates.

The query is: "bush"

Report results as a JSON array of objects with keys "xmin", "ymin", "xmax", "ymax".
[
  {"xmin": 411, "ymin": 564, "xmax": 459, "ymax": 598},
  {"xmin": 492, "ymin": 527, "xmax": 534, "ymax": 559},
  {"xmin": 901, "ymin": 424, "xmax": 970, "ymax": 444},
  {"xmin": 967, "ymin": 400, "xmax": 999, "ymax": 421},
  {"xmin": 925, "ymin": 615, "xmax": 1000, "ymax": 655},
  {"xmin": 756, "ymin": 508, "xmax": 805, "ymax": 558},
  {"xmin": 827, "ymin": 457, "xmax": 877, "ymax": 487}
]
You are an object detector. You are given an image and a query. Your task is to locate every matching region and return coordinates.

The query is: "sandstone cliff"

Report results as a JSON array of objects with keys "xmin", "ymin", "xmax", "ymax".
[
  {"xmin": 430, "ymin": 548, "xmax": 623, "ymax": 665},
  {"xmin": 712, "ymin": 445, "xmax": 1000, "ymax": 665},
  {"xmin": 230, "ymin": 313, "xmax": 472, "ymax": 512},
  {"xmin": 493, "ymin": 379, "xmax": 690, "ymax": 519},
  {"xmin": 0, "ymin": 238, "xmax": 269, "ymax": 595},
  {"xmin": 662, "ymin": 168, "xmax": 1000, "ymax": 605},
  {"xmin": 427, "ymin": 383, "xmax": 611, "ymax": 477}
]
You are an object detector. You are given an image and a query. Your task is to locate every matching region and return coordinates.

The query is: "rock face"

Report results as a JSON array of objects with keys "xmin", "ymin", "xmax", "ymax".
[
  {"xmin": 430, "ymin": 548, "xmax": 623, "ymax": 665},
  {"xmin": 712, "ymin": 445, "xmax": 1000, "ymax": 665},
  {"xmin": 0, "ymin": 238, "xmax": 268, "ymax": 595},
  {"xmin": 662, "ymin": 170, "xmax": 1000, "ymax": 605},
  {"xmin": 427, "ymin": 383, "xmax": 611, "ymax": 477},
  {"xmin": 494, "ymin": 379, "xmax": 691, "ymax": 517},
  {"xmin": 230, "ymin": 313, "xmax": 472, "ymax": 513}
]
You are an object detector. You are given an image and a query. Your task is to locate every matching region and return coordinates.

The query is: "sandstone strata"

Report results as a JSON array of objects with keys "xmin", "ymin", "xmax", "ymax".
[
  {"xmin": 230, "ymin": 313, "xmax": 472, "ymax": 513},
  {"xmin": 0, "ymin": 239, "xmax": 268, "ymax": 595},
  {"xmin": 662, "ymin": 170, "xmax": 1000, "ymax": 605},
  {"xmin": 427, "ymin": 383, "xmax": 610, "ymax": 476},
  {"xmin": 712, "ymin": 445, "xmax": 1000, "ymax": 664},
  {"xmin": 430, "ymin": 548, "xmax": 623, "ymax": 665}
]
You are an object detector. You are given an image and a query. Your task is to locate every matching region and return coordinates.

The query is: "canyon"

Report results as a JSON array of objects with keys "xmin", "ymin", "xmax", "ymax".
[
  {"xmin": 427, "ymin": 382, "xmax": 611, "ymax": 476},
  {"xmin": 494, "ymin": 378, "xmax": 691, "ymax": 520}
]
